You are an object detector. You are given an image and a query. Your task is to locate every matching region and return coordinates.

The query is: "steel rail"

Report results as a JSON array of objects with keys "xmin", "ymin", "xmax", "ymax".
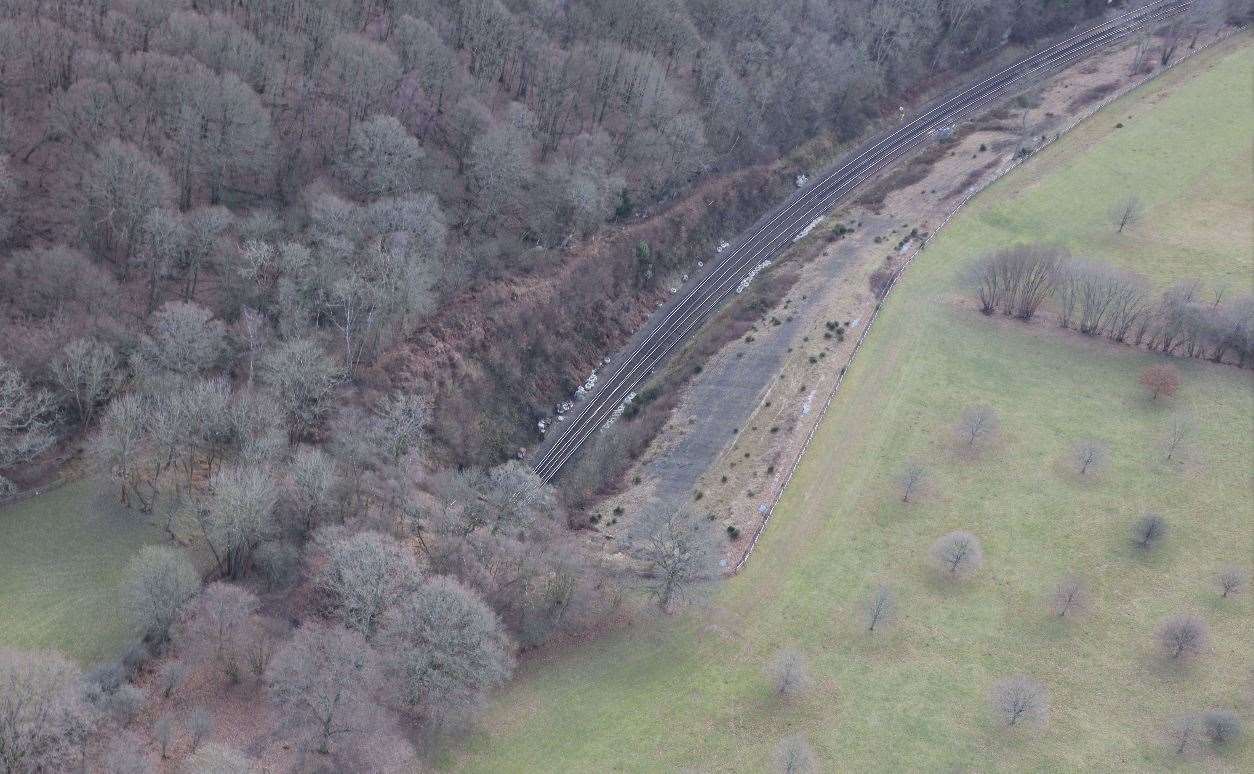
[{"xmin": 533, "ymin": 0, "xmax": 1191, "ymax": 482}]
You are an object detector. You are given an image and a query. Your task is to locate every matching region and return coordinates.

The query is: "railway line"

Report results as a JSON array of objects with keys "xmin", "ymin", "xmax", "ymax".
[{"xmin": 532, "ymin": 0, "xmax": 1194, "ymax": 483}]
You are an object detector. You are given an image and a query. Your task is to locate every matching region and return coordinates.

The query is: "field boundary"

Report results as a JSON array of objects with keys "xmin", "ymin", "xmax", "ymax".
[{"xmin": 731, "ymin": 28, "xmax": 1245, "ymax": 575}]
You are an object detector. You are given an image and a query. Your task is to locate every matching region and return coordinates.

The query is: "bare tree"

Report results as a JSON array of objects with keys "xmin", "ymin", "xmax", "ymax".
[
  {"xmin": 313, "ymin": 529, "xmax": 422, "ymax": 640},
  {"xmin": 957, "ymin": 405, "xmax": 999, "ymax": 449},
  {"xmin": 863, "ymin": 584, "xmax": 897, "ymax": 633},
  {"xmin": 1161, "ymin": 414, "xmax": 1195, "ymax": 462},
  {"xmin": 379, "ymin": 576, "xmax": 515, "ymax": 729},
  {"xmin": 767, "ymin": 648, "xmax": 812, "ymax": 701},
  {"xmin": 1073, "ymin": 439, "xmax": 1109, "ymax": 476},
  {"xmin": 1155, "ymin": 614, "xmax": 1210, "ymax": 661},
  {"xmin": 0, "ymin": 356, "xmax": 58, "ymax": 480},
  {"xmin": 123, "ymin": 544, "xmax": 201, "ymax": 645},
  {"xmin": 930, "ymin": 531, "xmax": 984, "ymax": 580},
  {"xmin": 1131, "ymin": 513, "xmax": 1168, "ymax": 552},
  {"xmin": 0, "ymin": 649, "xmax": 94, "ymax": 773},
  {"xmin": 49, "ymin": 338, "xmax": 118, "ymax": 430},
  {"xmin": 898, "ymin": 462, "xmax": 926, "ymax": 503},
  {"xmin": 1050, "ymin": 575, "xmax": 1091, "ymax": 619},
  {"xmin": 1202, "ymin": 709, "xmax": 1242, "ymax": 747},
  {"xmin": 265, "ymin": 622, "xmax": 382, "ymax": 756},
  {"xmin": 772, "ymin": 734, "xmax": 817, "ymax": 774},
  {"xmin": 191, "ymin": 464, "xmax": 279, "ymax": 580},
  {"xmin": 1110, "ymin": 194, "xmax": 1143, "ymax": 234},
  {"xmin": 1216, "ymin": 566, "xmax": 1248, "ymax": 599},
  {"xmin": 630, "ymin": 507, "xmax": 720, "ymax": 612},
  {"xmin": 179, "ymin": 582, "xmax": 259, "ymax": 683},
  {"xmin": 1166, "ymin": 713, "xmax": 1202, "ymax": 756},
  {"xmin": 183, "ymin": 742, "xmax": 260, "ymax": 774},
  {"xmin": 187, "ymin": 706, "xmax": 214, "ymax": 752},
  {"xmin": 989, "ymin": 675, "xmax": 1049, "ymax": 728},
  {"xmin": 1139, "ymin": 363, "xmax": 1181, "ymax": 400},
  {"xmin": 157, "ymin": 660, "xmax": 186, "ymax": 699},
  {"xmin": 154, "ymin": 715, "xmax": 174, "ymax": 759}
]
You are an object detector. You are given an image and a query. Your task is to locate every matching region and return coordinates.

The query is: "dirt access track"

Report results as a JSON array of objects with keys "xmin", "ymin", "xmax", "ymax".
[{"xmin": 583, "ymin": 29, "xmax": 1248, "ymax": 570}]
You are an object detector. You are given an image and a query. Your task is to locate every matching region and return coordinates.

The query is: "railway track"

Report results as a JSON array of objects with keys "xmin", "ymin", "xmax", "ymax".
[{"xmin": 532, "ymin": 0, "xmax": 1193, "ymax": 483}]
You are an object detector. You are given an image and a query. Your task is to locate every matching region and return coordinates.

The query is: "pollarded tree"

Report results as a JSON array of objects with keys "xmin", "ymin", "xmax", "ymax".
[
  {"xmin": 337, "ymin": 114, "xmax": 424, "ymax": 199},
  {"xmin": 265, "ymin": 622, "xmax": 381, "ymax": 756},
  {"xmin": 1155, "ymin": 614, "xmax": 1210, "ymax": 662},
  {"xmin": 989, "ymin": 675, "xmax": 1049, "ymax": 728},
  {"xmin": 630, "ymin": 507, "xmax": 720, "ymax": 612},
  {"xmin": 930, "ymin": 531, "xmax": 984, "ymax": 580},
  {"xmin": 49, "ymin": 337, "xmax": 119, "ymax": 430},
  {"xmin": 0, "ymin": 648, "xmax": 94, "ymax": 774},
  {"xmin": 123, "ymin": 544, "xmax": 201, "ymax": 645},
  {"xmin": 380, "ymin": 576, "xmax": 515, "ymax": 729},
  {"xmin": 81, "ymin": 139, "xmax": 174, "ymax": 266},
  {"xmin": 314, "ymin": 529, "xmax": 422, "ymax": 640}
]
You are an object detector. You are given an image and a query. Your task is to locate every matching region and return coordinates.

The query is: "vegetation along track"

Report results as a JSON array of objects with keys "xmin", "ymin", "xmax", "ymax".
[{"xmin": 532, "ymin": 0, "xmax": 1194, "ymax": 483}]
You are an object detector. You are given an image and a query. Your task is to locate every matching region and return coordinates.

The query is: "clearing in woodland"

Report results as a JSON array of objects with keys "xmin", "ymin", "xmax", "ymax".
[{"xmin": 456, "ymin": 40, "xmax": 1254, "ymax": 772}]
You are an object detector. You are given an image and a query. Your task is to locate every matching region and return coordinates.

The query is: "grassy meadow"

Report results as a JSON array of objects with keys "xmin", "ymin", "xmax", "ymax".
[
  {"xmin": 0, "ymin": 479, "xmax": 163, "ymax": 664},
  {"xmin": 455, "ymin": 40, "xmax": 1254, "ymax": 772}
]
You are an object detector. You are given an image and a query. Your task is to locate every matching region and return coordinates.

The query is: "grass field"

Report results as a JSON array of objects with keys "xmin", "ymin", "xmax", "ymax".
[
  {"xmin": 0, "ymin": 479, "xmax": 163, "ymax": 664},
  {"xmin": 456, "ymin": 40, "xmax": 1254, "ymax": 772}
]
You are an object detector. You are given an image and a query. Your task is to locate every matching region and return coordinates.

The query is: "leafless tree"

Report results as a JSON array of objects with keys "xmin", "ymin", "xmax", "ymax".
[
  {"xmin": 989, "ymin": 675, "xmax": 1049, "ymax": 728},
  {"xmin": 1216, "ymin": 566, "xmax": 1248, "ymax": 599},
  {"xmin": 930, "ymin": 531, "xmax": 984, "ymax": 580},
  {"xmin": 957, "ymin": 405, "xmax": 999, "ymax": 449},
  {"xmin": 313, "ymin": 528, "xmax": 422, "ymax": 640},
  {"xmin": 265, "ymin": 622, "xmax": 382, "ymax": 756},
  {"xmin": 1050, "ymin": 575, "xmax": 1091, "ymax": 619},
  {"xmin": 630, "ymin": 507, "xmax": 720, "ymax": 612},
  {"xmin": 767, "ymin": 648, "xmax": 812, "ymax": 701},
  {"xmin": 1073, "ymin": 439, "xmax": 1108, "ymax": 476},
  {"xmin": 898, "ymin": 462, "xmax": 926, "ymax": 502},
  {"xmin": 1155, "ymin": 614, "xmax": 1210, "ymax": 661},
  {"xmin": 0, "ymin": 649, "xmax": 94, "ymax": 773},
  {"xmin": 1131, "ymin": 513, "xmax": 1168, "ymax": 552},
  {"xmin": 863, "ymin": 584, "xmax": 897, "ymax": 633},
  {"xmin": 1162, "ymin": 414, "xmax": 1195, "ymax": 462},
  {"xmin": 154, "ymin": 715, "xmax": 174, "ymax": 759},
  {"xmin": 970, "ymin": 245, "xmax": 1064, "ymax": 320},
  {"xmin": 186, "ymin": 706, "xmax": 215, "ymax": 752},
  {"xmin": 49, "ymin": 338, "xmax": 118, "ymax": 430},
  {"xmin": 123, "ymin": 544, "xmax": 201, "ymax": 645},
  {"xmin": 772, "ymin": 734, "xmax": 817, "ymax": 774},
  {"xmin": 1110, "ymin": 194, "xmax": 1143, "ymax": 234},
  {"xmin": 184, "ymin": 742, "xmax": 260, "ymax": 773},
  {"xmin": 180, "ymin": 582, "xmax": 259, "ymax": 682},
  {"xmin": 380, "ymin": 576, "xmax": 515, "ymax": 729},
  {"xmin": 1166, "ymin": 713, "xmax": 1203, "ymax": 756},
  {"xmin": 0, "ymin": 356, "xmax": 58, "ymax": 478},
  {"xmin": 157, "ymin": 660, "xmax": 185, "ymax": 699},
  {"xmin": 1139, "ymin": 363, "xmax": 1181, "ymax": 400},
  {"xmin": 1202, "ymin": 709, "xmax": 1242, "ymax": 746}
]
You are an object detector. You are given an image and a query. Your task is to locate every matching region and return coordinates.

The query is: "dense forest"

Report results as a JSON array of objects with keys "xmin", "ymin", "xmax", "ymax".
[{"xmin": 2, "ymin": 0, "xmax": 1247, "ymax": 770}]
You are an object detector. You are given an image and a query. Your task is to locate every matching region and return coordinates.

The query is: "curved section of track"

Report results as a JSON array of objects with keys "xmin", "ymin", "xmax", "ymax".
[{"xmin": 533, "ymin": 0, "xmax": 1192, "ymax": 483}]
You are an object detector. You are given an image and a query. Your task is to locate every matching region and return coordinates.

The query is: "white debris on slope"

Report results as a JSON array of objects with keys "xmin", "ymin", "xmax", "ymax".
[
  {"xmin": 736, "ymin": 259, "xmax": 773, "ymax": 294},
  {"xmin": 792, "ymin": 216, "xmax": 825, "ymax": 243}
]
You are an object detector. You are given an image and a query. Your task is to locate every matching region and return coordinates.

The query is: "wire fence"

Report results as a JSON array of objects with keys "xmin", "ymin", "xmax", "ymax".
[{"xmin": 731, "ymin": 28, "xmax": 1243, "ymax": 575}]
